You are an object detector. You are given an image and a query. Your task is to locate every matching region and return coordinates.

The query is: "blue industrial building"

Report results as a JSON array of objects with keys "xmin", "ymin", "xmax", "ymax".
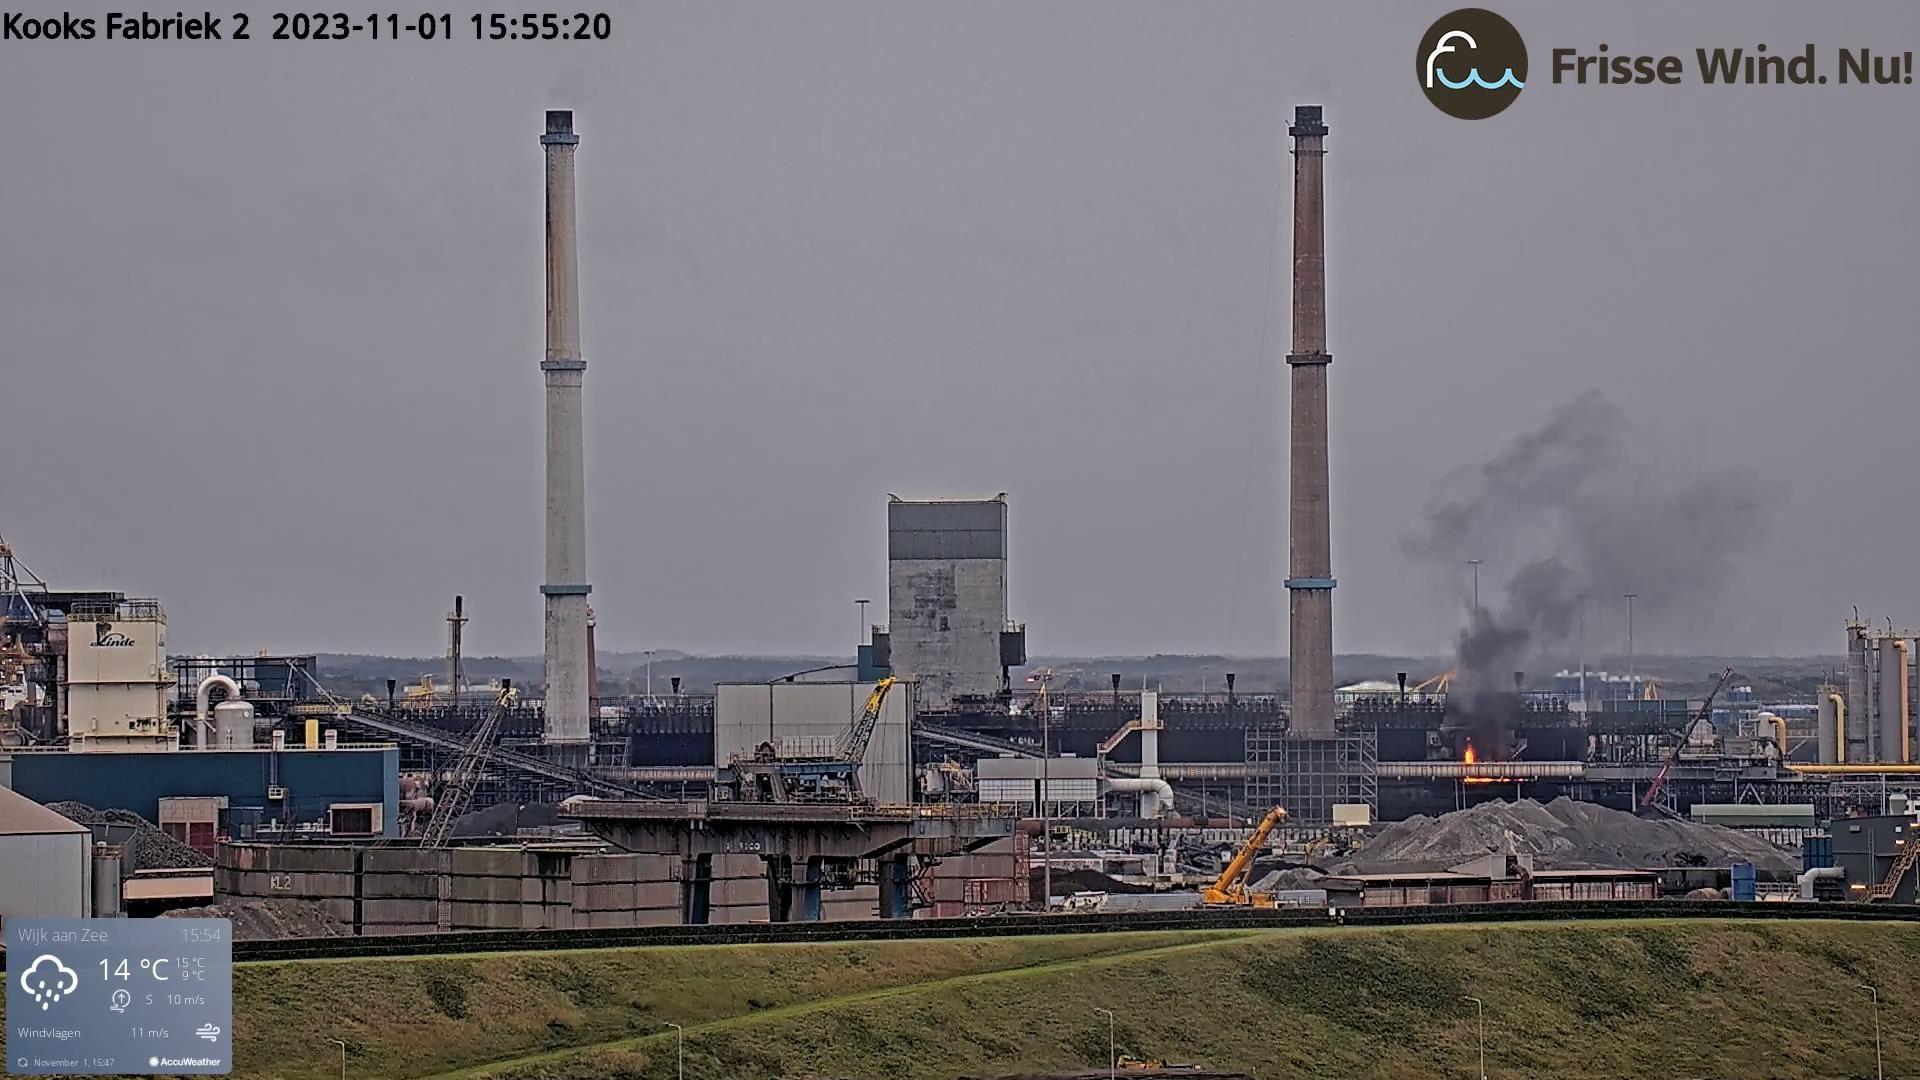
[{"xmin": 4, "ymin": 746, "xmax": 398, "ymax": 838}]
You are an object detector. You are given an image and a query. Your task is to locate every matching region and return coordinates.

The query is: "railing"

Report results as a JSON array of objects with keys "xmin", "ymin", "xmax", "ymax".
[{"xmin": 68, "ymin": 598, "xmax": 163, "ymax": 620}]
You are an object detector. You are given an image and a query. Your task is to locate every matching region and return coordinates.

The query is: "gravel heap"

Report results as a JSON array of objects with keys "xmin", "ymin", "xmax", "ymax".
[
  {"xmin": 162, "ymin": 899, "xmax": 348, "ymax": 939},
  {"xmin": 1344, "ymin": 797, "xmax": 1797, "ymax": 877},
  {"xmin": 46, "ymin": 801, "xmax": 213, "ymax": 869}
]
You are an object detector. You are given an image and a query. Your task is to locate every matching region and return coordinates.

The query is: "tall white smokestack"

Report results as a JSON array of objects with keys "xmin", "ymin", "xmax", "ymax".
[{"xmin": 540, "ymin": 109, "xmax": 591, "ymax": 754}]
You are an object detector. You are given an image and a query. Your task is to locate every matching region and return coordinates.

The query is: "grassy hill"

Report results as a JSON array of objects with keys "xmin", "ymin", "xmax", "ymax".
[{"xmin": 16, "ymin": 920, "xmax": 1917, "ymax": 1078}]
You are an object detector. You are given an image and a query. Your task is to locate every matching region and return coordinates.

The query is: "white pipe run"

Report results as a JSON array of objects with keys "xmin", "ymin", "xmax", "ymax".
[
  {"xmin": 194, "ymin": 674, "xmax": 241, "ymax": 746},
  {"xmin": 1798, "ymin": 865, "xmax": 1844, "ymax": 900},
  {"xmin": 1104, "ymin": 776, "xmax": 1175, "ymax": 818}
]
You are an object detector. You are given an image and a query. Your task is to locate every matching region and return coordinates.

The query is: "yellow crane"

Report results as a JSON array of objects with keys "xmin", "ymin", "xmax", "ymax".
[
  {"xmin": 841, "ymin": 676, "xmax": 897, "ymax": 767},
  {"xmin": 1202, "ymin": 805, "xmax": 1288, "ymax": 907}
]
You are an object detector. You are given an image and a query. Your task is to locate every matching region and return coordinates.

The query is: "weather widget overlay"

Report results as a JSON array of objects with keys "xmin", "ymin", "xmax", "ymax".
[{"xmin": 7, "ymin": 919, "xmax": 232, "ymax": 1075}]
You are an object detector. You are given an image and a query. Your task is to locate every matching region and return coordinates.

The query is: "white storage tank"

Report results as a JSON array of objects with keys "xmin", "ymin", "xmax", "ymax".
[
  {"xmin": 1818, "ymin": 690, "xmax": 1844, "ymax": 764},
  {"xmin": 1879, "ymin": 639, "xmax": 1911, "ymax": 763},
  {"xmin": 213, "ymin": 699, "xmax": 257, "ymax": 749}
]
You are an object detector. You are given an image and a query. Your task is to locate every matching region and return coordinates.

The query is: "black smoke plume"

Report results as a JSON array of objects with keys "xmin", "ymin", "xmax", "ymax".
[{"xmin": 1403, "ymin": 391, "xmax": 1778, "ymax": 755}]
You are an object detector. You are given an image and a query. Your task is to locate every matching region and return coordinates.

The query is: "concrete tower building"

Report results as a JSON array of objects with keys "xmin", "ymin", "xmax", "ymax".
[
  {"xmin": 540, "ymin": 110, "xmax": 591, "ymax": 752},
  {"xmin": 1286, "ymin": 105, "xmax": 1336, "ymax": 736},
  {"xmin": 885, "ymin": 495, "xmax": 1025, "ymax": 707}
]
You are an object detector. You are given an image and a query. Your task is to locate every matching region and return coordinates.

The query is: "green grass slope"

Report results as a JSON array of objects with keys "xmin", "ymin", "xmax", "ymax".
[
  {"xmin": 234, "ymin": 932, "xmax": 1208, "ymax": 1080},
  {"xmin": 448, "ymin": 919, "xmax": 1920, "ymax": 1080},
  {"xmin": 12, "ymin": 921, "xmax": 1917, "ymax": 1079}
]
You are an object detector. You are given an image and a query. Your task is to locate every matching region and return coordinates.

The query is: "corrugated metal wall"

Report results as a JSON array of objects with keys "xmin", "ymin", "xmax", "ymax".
[
  {"xmin": 0, "ymin": 832, "xmax": 90, "ymax": 917},
  {"xmin": 713, "ymin": 682, "xmax": 912, "ymax": 803}
]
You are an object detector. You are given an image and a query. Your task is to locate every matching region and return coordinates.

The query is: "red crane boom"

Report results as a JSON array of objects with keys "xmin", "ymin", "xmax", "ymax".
[{"xmin": 1640, "ymin": 667, "xmax": 1737, "ymax": 813}]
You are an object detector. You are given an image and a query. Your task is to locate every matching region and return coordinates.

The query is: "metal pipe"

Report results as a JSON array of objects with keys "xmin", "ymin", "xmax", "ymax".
[
  {"xmin": 1860, "ymin": 985, "xmax": 1884, "ymax": 1080},
  {"xmin": 1103, "ymin": 777, "xmax": 1175, "ymax": 817},
  {"xmin": 1798, "ymin": 865, "xmax": 1844, "ymax": 900},
  {"xmin": 194, "ymin": 674, "xmax": 241, "ymax": 746},
  {"xmin": 1095, "ymin": 1008, "xmax": 1115, "ymax": 1080},
  {"xmin": 1758, "ymin": 712, "xmax": 1789, "ymax": 762},
  {"xmin": 1383, "ymin": 761, "xmax": 1584, "ymax": 780},
  {"xmin": 1788, "ymin": 764, "xmax": 1920, "ymax": 774},
  {"xmin": 1624, "ymin": 593, "xmax": 1638, "ymax": 705},
  {"xmin": 1463, "ymin": 996, "xmax": 1487, "ymax": 1080},
  {"xmin": 663, "ymin": 1022, "xmax": 683, "ymax": 1080},
  {"xmin": 447, "ymin": 594, "xmax": 465, "ymax": 710}
]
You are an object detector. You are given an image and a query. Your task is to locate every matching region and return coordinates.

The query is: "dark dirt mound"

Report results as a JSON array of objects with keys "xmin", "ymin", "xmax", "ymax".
[{"xmin": 46, "ymin": 801, "xmax": 212, "ymax": 869}]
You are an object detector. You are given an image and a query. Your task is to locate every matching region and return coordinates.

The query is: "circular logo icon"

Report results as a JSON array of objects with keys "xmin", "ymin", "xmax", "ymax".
[{"xmin": 1418, "ymin": 8, "xmax": 1527, "ymax": 119}]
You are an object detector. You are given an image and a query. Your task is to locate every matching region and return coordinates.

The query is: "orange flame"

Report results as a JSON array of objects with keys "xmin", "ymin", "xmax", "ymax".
[{"xmin": 1462, "ymin": 742, "xmax": 1496, "ymax": 784}]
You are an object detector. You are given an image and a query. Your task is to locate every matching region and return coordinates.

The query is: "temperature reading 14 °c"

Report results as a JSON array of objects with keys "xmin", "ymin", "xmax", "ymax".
[{"xmin": 98, "ymin": 956, "xmax": 211, "ymax": 982}]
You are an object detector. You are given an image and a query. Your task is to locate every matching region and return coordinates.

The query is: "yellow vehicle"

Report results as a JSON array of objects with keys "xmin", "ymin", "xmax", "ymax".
[{"xmin": 1201, "ymin": 804, "xmax": 1287, "ymax": 907}]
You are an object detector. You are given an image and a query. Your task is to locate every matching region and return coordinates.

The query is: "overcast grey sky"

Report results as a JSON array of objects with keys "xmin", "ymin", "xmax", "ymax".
[{"xmin": 3, "ymin": 2, "xmax": 1915, "ymax": 660}]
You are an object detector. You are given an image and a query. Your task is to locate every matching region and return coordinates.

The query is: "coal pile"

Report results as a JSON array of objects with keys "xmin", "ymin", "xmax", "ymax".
[
  {"xmin": 1345, "ymin": 797, "xmax": 1795, "ymax": 877},
  {"xmin": 1030, "ymin": 867, "xmax": 1153, "ymax": 898},
  {"xmin": 47, "ymin": 802, "xmax": 213, "ymax": 869}
]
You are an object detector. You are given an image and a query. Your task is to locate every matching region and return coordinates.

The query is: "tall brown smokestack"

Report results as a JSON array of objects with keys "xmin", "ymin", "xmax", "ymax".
[{"xmin": 1286, "ymin": 104, "xmax": 1335, "ymax": 736}]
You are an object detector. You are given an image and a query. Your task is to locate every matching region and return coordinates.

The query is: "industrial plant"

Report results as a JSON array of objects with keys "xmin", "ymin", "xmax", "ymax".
[{"xmin": 4, "ymin": 105, "xmax": 1916, "ymax": 935}]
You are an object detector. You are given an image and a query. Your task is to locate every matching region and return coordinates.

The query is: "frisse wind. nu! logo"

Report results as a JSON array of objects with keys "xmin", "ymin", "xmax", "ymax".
[{"xmin": 1419, "ymin": 8, "xmax": 1529, "ymax": 119}]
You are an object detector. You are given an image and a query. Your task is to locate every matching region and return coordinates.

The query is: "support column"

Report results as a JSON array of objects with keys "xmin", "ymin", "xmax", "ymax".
[
  {"xmin": 764, "ymin": 855, "xmax": 795, "ymax": 923},
  {"xmin": 878, "ymin": 853, "xmax": 912, "ymax": 919},
  {"xmin": 682, "ymin": 853, "xmax": 711, "ymax": 926},
  {"xmin": 800, "ymin": 857, "xmax": 824, "ymax": 922}
]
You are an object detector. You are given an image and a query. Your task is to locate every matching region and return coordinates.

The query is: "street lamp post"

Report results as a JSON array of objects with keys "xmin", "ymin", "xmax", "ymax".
[
  {"xmin": 1623, "ymin": 593, "xmax": 1637, "ymax": 705},
  {"xmin": 1094, "ymin": 1008, "xmax": 1116, "ymax": 1079},
  {"xmin": 1462, "ymin": 996, "xmax": 1486, "ymax": 1080},
  {"xmin": 1576, "ymin": 592, "xmax": 1588, "ymax": 709},
  {"xmin": 326, "ymin": 1037, "xmax": 347, "ymax": 1080},
  {"xmin": 1031, "ymin": 668, "xmax": 1055, "ymax": 911},
  {"xmin": 1860, "ymin": 985, "xmax": 1884, "ymax": 1080},
  {"xmin": 664, "ymin": 1021, "xmax": 684, "ymax": 1080}
]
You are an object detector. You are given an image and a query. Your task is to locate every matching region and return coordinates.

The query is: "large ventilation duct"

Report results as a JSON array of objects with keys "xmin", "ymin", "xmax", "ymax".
[{"xmin": 1103, "ymin": 776, "xmax": 1175, "ymax": 818}]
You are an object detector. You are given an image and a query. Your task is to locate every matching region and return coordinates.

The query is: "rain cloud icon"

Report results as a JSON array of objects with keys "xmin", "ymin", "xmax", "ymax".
[{"xmin": 19, "ymin": 954, "xmax": 79, "ymax": 1011}]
